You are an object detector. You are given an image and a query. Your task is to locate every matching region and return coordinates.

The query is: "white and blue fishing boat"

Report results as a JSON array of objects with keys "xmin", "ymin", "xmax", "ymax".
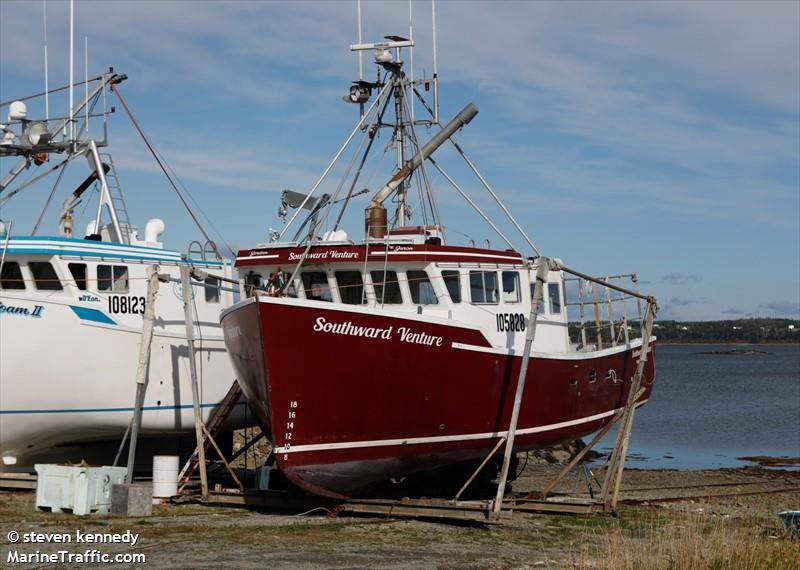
[{"xmin": 0, "ymin": 71, "xmax": 243, "ymax": 467}]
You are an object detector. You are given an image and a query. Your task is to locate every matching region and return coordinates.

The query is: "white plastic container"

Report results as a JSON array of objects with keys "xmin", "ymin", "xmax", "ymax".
[
  {"xmin": 34, "ymin": 464, "xmax": 127, "ymax": 516},
  {"xmin": 152, "ymin": 455, "xmax": 179, "ymax": 499}
]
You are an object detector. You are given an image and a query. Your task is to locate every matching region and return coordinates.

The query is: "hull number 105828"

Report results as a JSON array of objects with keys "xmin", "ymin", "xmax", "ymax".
[{"xmin": 496, "ymin": 312, "xmax": 526, "ymax": 332}]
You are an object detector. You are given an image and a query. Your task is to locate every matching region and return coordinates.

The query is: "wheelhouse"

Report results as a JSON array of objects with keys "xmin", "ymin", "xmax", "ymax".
[{"xmin": 235, "ymin": 228, "xmax": 570, "ymax": 354}]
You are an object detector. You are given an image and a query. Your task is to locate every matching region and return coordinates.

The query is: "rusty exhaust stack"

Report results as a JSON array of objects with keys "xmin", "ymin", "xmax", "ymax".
[{"xmin": 365, "ymin": 103, "xmax": 478, "ymax": 239}]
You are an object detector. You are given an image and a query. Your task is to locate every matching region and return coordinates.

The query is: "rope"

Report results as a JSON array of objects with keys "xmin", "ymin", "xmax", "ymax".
[{"xmin": 110, "ymin": 83, "xmax": 222, "ymax": 260}]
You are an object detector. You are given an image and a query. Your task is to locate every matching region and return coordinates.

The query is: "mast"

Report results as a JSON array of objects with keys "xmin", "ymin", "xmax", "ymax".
[
  {"xmin": 432, "ymin": 0, "xmax": 439, "ymax": 124},
  {"xmin": 43, "ymin": 0, "xmax": 49, "ymax": 122},
  {"xmin": 393, "ymin": 65, "xmax": 406, "ymax": 228},
  {"xmin": 68, "ymin": 0, "xmax": 74, "ymax": 148}
]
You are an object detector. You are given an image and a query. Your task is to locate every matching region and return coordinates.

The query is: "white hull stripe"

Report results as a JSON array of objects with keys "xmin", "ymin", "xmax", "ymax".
[
  {"xmin": 368, "ymin": 250, "xmax": 522, "ymax": 262},
  {"xmin": 275, "ymin": 400, "xmax": 648, "ymax": 455},
  {"xmin": 452, "ymin": 337, "xmax": 647, "ymax": 360},
  {"xmin": 237, "ymin": 253, "xmax": 280, "ymax": 262}
]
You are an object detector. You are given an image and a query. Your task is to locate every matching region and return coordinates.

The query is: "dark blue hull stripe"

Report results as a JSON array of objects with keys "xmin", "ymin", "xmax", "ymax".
[
  {"xmin": 0, "ymin": 402, "xmax": 246, "ymax": 414},
  {"xmin": 70, "ymin": 305, "xmax": 117, "ymax": 324}
]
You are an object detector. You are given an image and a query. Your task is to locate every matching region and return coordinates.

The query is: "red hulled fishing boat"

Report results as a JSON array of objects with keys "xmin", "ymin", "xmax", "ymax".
[{"xmin": 221, "ymin": 33, "xmax": 657, "ymax": 499}]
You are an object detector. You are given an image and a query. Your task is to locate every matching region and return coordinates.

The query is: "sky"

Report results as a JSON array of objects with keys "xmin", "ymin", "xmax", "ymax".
[{"xmin": 0, "ymin": 0, "xmax": 798, "ymax": 321}]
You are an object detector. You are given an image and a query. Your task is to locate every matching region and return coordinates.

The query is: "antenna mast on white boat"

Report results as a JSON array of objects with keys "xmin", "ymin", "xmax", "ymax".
[
  {"xmin": 43, "ymin": 0, "xmax": 49, "ymax": 122},
  {"xmin": 84, "ymin": 36, "xmax": 89, "ymax": 133},
  {"xmin": 408, "ymin": 0, "xmax": 415, "ymax": 126},
  {"xmin": 68, "ymin": 0, "xmax": 74, "ymax": 148},
  {"xmin": 432, "ymin": 0, "xmax": 439, "ymax": 124}
]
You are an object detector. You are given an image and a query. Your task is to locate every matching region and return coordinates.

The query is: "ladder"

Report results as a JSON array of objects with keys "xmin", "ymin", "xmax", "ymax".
[
  {"xmin": 99, "ymin": 152, "xmax": 133, "ymax": 243},
  {"xmin": 177, "ymin": 381, "xmax": 243, "ymax": 492}
]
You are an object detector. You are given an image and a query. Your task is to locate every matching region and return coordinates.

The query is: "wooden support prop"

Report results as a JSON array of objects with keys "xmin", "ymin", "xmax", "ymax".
[
  {"xmin": 538, "ymin": 409, "xmax": 624, "ymax": 499},
  {"xmin": 452, "ymin": 436, "xmax": 506, "ymax": 503},
  {"xmin": 178, "ymin": 381, "xmax": 242, "ymax": 492},
  {"xmin": 599, "ymin": 300, "xmax": 656, "ymax": 512},
  {"xmin": 226, "ymin": 430, "xmax": 266, "ymax": 466},
  {"xmin": 492, "ymin": 258, "xmax": 550, "ymax": 517},
  {"xmin": 536, "ymin": 385, "xmax": 646, "ymax": 501},
  {"xmin": 202, "ymin": 424, "xmax": 243, "ymax": 492},
  {"xmin": 180, "ymin": 265, "xmax": 209, "ymax": 500},
  {"xmin": 125, "ymin": 264, "xmax": 159, "ymax": 485}
]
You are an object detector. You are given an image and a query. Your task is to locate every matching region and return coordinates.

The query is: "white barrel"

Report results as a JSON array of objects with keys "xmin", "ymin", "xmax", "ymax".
[{"xmin": 152, "ymin": 455, "xmax": 179, "ymax": 498}]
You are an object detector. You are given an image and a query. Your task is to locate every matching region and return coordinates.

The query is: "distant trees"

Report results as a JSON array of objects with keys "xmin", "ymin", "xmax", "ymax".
[
  {"xmin": 649, "ymin": 318, "xmax": 799, "ymax": 343},
  {"xmin": 567, "ymin": 318, "xmax": 799, "ymax": 344}
]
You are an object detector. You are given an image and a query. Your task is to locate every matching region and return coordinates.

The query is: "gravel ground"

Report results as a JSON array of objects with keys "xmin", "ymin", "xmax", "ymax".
[{"xmin": 1, "ymin": 464, "xmax": 798, "ymax": 569}]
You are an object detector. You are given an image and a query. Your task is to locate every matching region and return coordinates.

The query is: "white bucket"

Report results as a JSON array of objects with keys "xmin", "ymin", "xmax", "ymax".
[{"xmin": 152, "ymin": 455, "xmax": 179, "ymax": 499}]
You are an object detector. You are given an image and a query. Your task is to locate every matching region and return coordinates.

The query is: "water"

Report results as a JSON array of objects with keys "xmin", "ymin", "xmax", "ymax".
[{"xmin": 595, "ymin": 344, "xmax": 800, "ymax": 470}]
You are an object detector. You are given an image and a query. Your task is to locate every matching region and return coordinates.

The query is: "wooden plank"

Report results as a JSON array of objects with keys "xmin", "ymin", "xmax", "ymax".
[
  {"xmin": 514, "ymin": 500, "xmax": 602, "ymax": 515},
  {"xmin": 0, "ymin": 473, "xmax": 37, "ymax": 490},
  {"xmin": 340, "ymin": 498, "xmax": 506, "ymax": 523}
]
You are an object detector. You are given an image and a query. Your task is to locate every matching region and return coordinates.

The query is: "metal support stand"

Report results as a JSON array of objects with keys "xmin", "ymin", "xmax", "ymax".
[
  {"xmin": 492, "ymin": 258, "xmax": 551, "ymax": 517},
  {"xmin": 125, "ymin": 265, "xmax": 159, "ymax": 484},
  {"xmin": 180, "ymin": 264, "xmax": 209, "ymax": 499}
]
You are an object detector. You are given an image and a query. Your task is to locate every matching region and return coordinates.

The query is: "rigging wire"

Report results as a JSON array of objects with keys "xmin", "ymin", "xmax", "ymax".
[
  {"xmin": 31, "ymin": 156, "xmax": 71, "ymax": 234},
  {"xmin": 0, "ymin": 75, "xmax": 104, "ymax": 108},
  {"xmin": 411, "ymin": 87, "xmax": 539, "ymax": 256},
  {"xmin": 152, "ymin": 147, "xmax": 236, "ymax": 259},
  {"xmin": 333, "ymin": 78, "xmax": 394, "ymax": 231},
  {"xmin": 110, "ymin": 83, "xmax": 223, "ymax": 260},
  {"xmin": 30, "ymin": 89, "xmax": 103, "ymax": 234},
  {"xmin": 292, "ymin": 119, "xmax": 371, "ymax": 242},
  {"xmin": 399, "ymin": 88, "xmax": 441, "ymax": 236}
]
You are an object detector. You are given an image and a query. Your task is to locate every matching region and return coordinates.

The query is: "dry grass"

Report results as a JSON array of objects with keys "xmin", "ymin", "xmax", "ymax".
[{"xmin": 583, "ymin": 508, "xmax": 800, "ymax": 570}]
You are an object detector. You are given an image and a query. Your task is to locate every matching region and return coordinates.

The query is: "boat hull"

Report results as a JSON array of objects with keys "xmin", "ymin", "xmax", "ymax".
[
  {"xmin": 222, "ymin": 297, "xmax": 656, "ymax": 498},
  {"xmin": 0, "ymin": 277, "xmax": 244, "ymax": 467}
]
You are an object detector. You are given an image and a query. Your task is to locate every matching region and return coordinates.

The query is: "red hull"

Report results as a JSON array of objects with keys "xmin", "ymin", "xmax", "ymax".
[{"xmin": 223, "ymin": 298, "xmax": 655, "ymax": 498}]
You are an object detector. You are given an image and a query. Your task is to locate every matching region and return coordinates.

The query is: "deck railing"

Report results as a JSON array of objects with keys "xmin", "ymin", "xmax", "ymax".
[{"xmin": 562, "ymin": 271, "xmax": 649, "ymax": 351}]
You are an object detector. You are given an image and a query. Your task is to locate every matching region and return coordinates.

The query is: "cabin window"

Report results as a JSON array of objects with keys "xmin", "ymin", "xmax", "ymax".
[
  {"xmin": 29, "ymin": 262, "xmax": 63, "ymax": 291},
  {"xmin": 370, "ymin": 270, "xmax": 403, "ymax": 304},
  {"xmin": 530, "ymin": 283, "xmax": 545, "ymax": 314},
  {"xmin": 205, "ymin": 276, "xmax": 220, "ymax": 303},
  {"xmin": 243, "ymin": 271, "xmax": 264, "ymax": 296},
  {"xmin": 98, "ymin": 265, "xmax": 129, "ymax": 292},
  {"xmin": 0, "ymin": 261, "xmax": 25, "ymax": 290},
  {"xmin": 68, "ymin": 263, "xmax": 87, "ymax": 290},
  {"xmin": 549, "ymin": 282, "xmax": 562, "ymax": 314},
  {"xmin": 469, "ymin": 270, "xmax": 498, "ymax": 304},
  {"xmin": 301, "ymin": 271, "xmax": 332, "ymax": 302},
  {"xmin": 407, "ymin": 270, "xmax": 438, "ymax": 305},
  {"xmin": 442, "ymin": 270, "xmax": 461, "ymax": 303},
  {"xmin": 501, "ymin": 271, "xmax": 521, "ymax": 303},
  {"xmin": 335, "ymin": 271, "xmax": 364, "ymax": 305}
]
